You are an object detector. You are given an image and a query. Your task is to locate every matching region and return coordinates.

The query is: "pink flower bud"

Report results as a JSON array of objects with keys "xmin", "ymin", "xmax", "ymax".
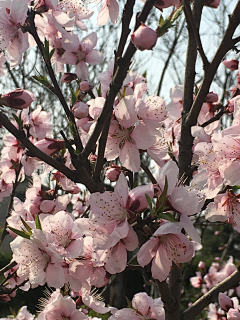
[
  {"xmin": 0, "ymin": 89, "xmax": 35, "ymax": 110},
  {"xmin": 223, "ymin": 59, "xmax": 239, "ymax": 71},
  {"xmin": 80, "ymin": 81, "xmax": 90, "ymax": 92},
  {"xmin": 154, "ymin": 0, "xmax": 180, "ymax": 9},
  {"xmin": 61, "ymin": 73, "xmax": 77, "ymax": 83},
  {"xmin": 72, "ymin": 101, "xmax": 89, "ymax": 119},
  {"xmin": 105, "ymin": 167, "xmax": 121, "ymax": 182},
  {"xmin": 198, "ymin": 261, "xmax": 205, "ymax": 269},
  {"xmin": 218, "ymin": 292, "xmax": 233, "ymax": 312},
  {"xmin": 34, "ymin": 138, "xmax": 65, "ymax": 156},
  {"xmin": 205, "ymin": 0, "xmax": 220, "ymax": 8},
  {"xmin": 131, "ymin": 23, "xmax": 158, "ymax": 51},
  {"xmin": 206, "ymin": 92, "xmax": 218, "ymax": 103}
]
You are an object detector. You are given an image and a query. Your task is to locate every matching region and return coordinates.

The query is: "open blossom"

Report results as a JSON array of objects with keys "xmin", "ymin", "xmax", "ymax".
[
  {"xmin": 38, "ymin": 290, "xmax": 88, "ymax": 320},
  {"xmin": 10, "ymin": 229, "xmax": 65, "ymax": 288},
  {"xmin": 109, "ymin": 292, "xmax": 165, "ymax": 320},
  {"xmin": 137, "ymin": 221, "xmax": 194, "ymax": 281},
  {"xmin": 61, "ymin": 32, "xmax": 104, "ymax": 80},
  {"xmin": 0, "ymin": 0, "xmax": 29, "ymax": 67},
  {"xmin": 97, "ymin": 0, "xmax": 119, "ymax": 26}
]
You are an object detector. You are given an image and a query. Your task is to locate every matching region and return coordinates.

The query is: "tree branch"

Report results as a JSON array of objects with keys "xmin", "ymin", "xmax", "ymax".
[
  {"xmin": 0, "ymin": 112, "xmax": 99, "ymax": 192},
  {"xmin": 182, "ymin": 266, "xmax": 240, "ymax": 320},
  {"xmin": 80, "ymin": 0, "xmax": 156, "ymax": 161}
]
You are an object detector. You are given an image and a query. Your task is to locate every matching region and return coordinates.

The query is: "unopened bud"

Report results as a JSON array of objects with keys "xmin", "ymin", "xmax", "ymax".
[
  {"xmin": 61, "ymin": 73, "xmax": 77, "ymax": 83},
  {"xmin": 223, "ymin": 59, "xmax": 239, "ymax": 71},
  {"xmin": 154, "ymin": 0, "xmax": 180, "ymax": 9},
  {"xmin": 131, "ymin": 23, "xmax": 158, "ymax": 51},
  {"xmin": 72, "ymin": 101, "xmax": 89, "ymax": 119},
  {"xmin": 206, "ymin": 92, "xmax": 218, "ymax": 103},
  {"xmin": 0, "ymin": 89, "xmax": 35, "ymax": 110},
  {"xmin": 80, "ymin": 81, "xmax": 90, "ymax": 92},
  {"xmin": 105, "ymin": 167, "xmax": 121, "ymax": 182},
  {"xmin": 198, "ymin": 261, "xmax": 205, "ymax": 269},
  {"xmin": 34, "ymin": 138, "xmax": 65, "ymax": 156},
  {"xmin": 205, "ymin": 0, "xmax": 220, "ymax": 8}
]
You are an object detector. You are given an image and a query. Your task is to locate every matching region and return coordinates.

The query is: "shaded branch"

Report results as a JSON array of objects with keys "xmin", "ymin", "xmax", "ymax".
[
  {"xmin": 182, "ymin": 266, "xmax": 240, "ymax": 320},
  {"xmin": 81, "ymin": 0, "xmax": 156, "ymax": 161},
  {"xmin": 184, "ymin": 0, "xmax": 209, "ymax": 69},
  {"xmin": 0, "ymin": 261, "xmax": 17, "ymax": 277},
  {"xmin": 0, "ymin": 112, "xmax": 99, "ymax": 192}
]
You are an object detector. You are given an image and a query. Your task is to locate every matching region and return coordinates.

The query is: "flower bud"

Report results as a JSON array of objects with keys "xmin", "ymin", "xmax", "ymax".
[
  {"xmin": 61, "ymin": 73, "xmax": 77, "ymax": 84},
  {"xmin": 154, "ymin": 0, "xmax": 180, "ymax": 9},
  {"xmin": 131, "ymin": 23, "xmax": 158, "ymax": 51},
  {"xmin": 206, "ymin": 92, "xmax": 218, "ymax": 103},
  {"xmin": 0, "ymin": 89, "xmax": 35, "ymax": 110},
  {"xmin": 105, "ymin": 167, "xmax": 121, "ymax": 182},
  {"xmin": 205, "ymin": 0, "xmax": 220, "ymax": 8},
  {"xmin": 218, "ymin": 292, "xmax": 233, "ymax": 312},
  {"xmin": 80, "ymin": 81, "xmax": 90, "ymax": 92},
  {"xmin": 72, "ymin": 101, "xmax": 89, "ymax": 119},
  {"xmin": 34, "ymin": 138, "xmax": 65, "ymax": 156},
  {"xmin": 223, "ymin": 59, "xmax": 239, "ymax": 71},
  {"xmin": 198, "ymin": 261, "xmax": 205, "ymax": 269}
]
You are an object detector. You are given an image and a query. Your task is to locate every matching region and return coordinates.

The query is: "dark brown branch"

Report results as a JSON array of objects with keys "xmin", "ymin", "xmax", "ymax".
[
  {"xmin": 0, "ymin": 261, "xmax": 17, "ymax": 277},
  {"xmin": 0, "ymin": 112, "xmax": 99, "ymax": 192},
  {"xmin": 179, "ymin": 0, "xmax": 240, "ymax": 179},
  {"xmin": 182, "ymin": 266, "xmax": 240, "ymax": 320},
  {"xmin": 92, "ymin": 113, "xmax": 112, "ymax": 186},
  {"xmin": 184, "ymin": 0, "xmax": 209, "ymax": 69},
  {"xmin": 25, "ymin": 10, "xmax": 83, "ymax": 155},
  {"xmin": 0, "ymin": 279, "xmax": 28, "ymax": 295},
  {"xmin": 140, "ymin": 162, "xmax": 157, "ymax": 184},
  {"xmin": 81, "ymin": 0, "xmax": 156, "ymax": 161},
  {"xmin": 113, "ymin": 0, "xmax": 136, "ymax": 74},
  {"xmin": 200, "ymin": 106, "xmax": 226, "ymax": 128}
]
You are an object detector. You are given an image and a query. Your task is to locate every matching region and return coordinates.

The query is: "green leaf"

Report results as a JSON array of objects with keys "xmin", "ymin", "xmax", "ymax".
[
  {"xmin": 231, "ymin": 185, "xmax": 240, "ymax": 191},
  {"xmin": 70, "ymin": 88, "xmax": 78, "ymax": 106},
  {"xmin": 35, "ymin": 214, "xmax": 42, "ymax": 230},
  {"xmin": 8, "ymin": 227, "xmax": 30, "ymax": 239},
  {"xmin": 97, "ymin": 83, "xmax": 102, "ymax": 97},
  {"xmin": 145, "ymin": 194, "xmax": 153, "ymax": 212},
  {"xmin": 20, "ymin": 217, "xmax": 32, "ymax": 235},
  {"xmin": 49, "ymin": 48, "xmax": 55, "ymax": 60},
  {"xmin": 12, "ymin": 114, "xmax": 23, "ymax": 128},
  {"xmin": 157, "ymin": 5, "xmax": 183, "ymax": 38},
  {"xmin": 156, "ymin": 212, "xmax": 176, "ymax": 222}
]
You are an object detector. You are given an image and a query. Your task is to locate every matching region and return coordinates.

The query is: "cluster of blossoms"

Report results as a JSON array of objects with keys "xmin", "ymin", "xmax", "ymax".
[{"xmin": 2, "ymin": 0, "xmax": 240, "ymax": 319}]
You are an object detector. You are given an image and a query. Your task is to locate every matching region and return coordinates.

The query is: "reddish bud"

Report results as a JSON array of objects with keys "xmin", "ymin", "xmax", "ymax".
[
  {"xmin": 154, "ymin": 0, "xmax": 180, "ymax": 9},
  {"xmin": 80, "ymin": 81, "xmax": 90, "ymax": 92},
  {"xmin": 61, "ymin": 73, "xmax": 77, "ymax": 84},
  {"xmin": 72, "ymin": 101, "xmax": 89, "ymax": 119},
  {"xmin": 223, "ymin": 59, "xmax": 239, "ymax": 71},
  {"xmin": 131, "ymin": 23, "xmax": 158, "ymax": 51},
  {"xmin": 218, "ymin": 293, "xmax": 233, "ymax": 312},
  {"xmin": 0, "ymin": 89, "xmax": 35, "ymax": 110},
  {"xmin": 198, "ymin": 261, "xmax": 205, "ymax": 269},
  {"xmin": 34, "ymin": 138, "xmax": 65, "ymax": 156},
  {"xmin": 205, "ymin": 0, "xmax": 220, "ymax": 8},
  {"xmin": 206, "ymin": 92, "xmax": 218, "ymax": 103},
  {"xmin": 105, "ymin": 167, "xmax": 121, "ymax": 182}
]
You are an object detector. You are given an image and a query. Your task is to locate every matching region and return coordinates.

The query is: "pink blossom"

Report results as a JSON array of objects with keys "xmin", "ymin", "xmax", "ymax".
[
  {"xmin": 0, "ymin": 89, "xmax": 35, "ymax": 110},
  {"xmin": 38, "ymin": 291, "xmax": 88, "ymax": 320},
  {"xmin": 61, "ymin": 32, "xmax": 104, "ymax": 80},
  {"xmin": 131, "ymin": 24, "xmax": 158, "ymax": 51},
  {"xmin": 73, "ymin": 101, "xmax": 89, "ymax": 119},
  {"xmin": 0, "ymin": 0, "xmax": 29, "ymax": 67},
  {"xmin": 205, "ymin": 0, "xmax": 220, "ymax": 8},
  {"xmin": 219, "ymin": 292, "xmax": 233, "ymax": 312},
  {"xmin": 105, "ymin": 167, "xmax": 121, "ymax": 181},
  {"xmin": 137, "ymin": 221, "xmax": 194, "ymax": 282},
  {"xmin": 97, "ymin": 0, "xmax": 119, "ymax": 26}
]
